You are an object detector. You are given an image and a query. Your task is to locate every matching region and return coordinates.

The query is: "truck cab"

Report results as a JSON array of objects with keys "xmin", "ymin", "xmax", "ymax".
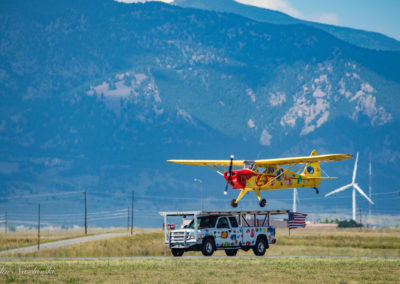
[{"xmin": 160, "ymin": 210, "xmax": 289, "ymax": 257}]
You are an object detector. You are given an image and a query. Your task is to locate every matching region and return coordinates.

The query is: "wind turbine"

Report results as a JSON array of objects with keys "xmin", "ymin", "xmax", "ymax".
[
  {"xmin": 325, "ymin": 152, "xmax": 374, "ymax": 220},
  {"xmin": 292, "ymin": 188, "xmax": 299, "ymax": 212}
]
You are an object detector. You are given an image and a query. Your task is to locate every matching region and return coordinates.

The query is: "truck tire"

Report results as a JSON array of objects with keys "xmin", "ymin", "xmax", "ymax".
[
  {"xmin": 225, "ymin": 249, "xmax": 238, "ymax": 256},
  {"xmin": 252, "ymin": 237, "xmax": 267, "ymax": 256},
  {"xmin": 171, "ymin": 248, "xmax": 184, "ymax": 257},
  {"xmin": 201, "ymin": 237, "xmax": 215, "ymax": 256}
]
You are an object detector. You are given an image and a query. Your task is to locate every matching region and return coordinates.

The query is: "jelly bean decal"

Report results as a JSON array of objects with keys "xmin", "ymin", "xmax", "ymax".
[{"xmin": 297, "ymin": 175, "xmax": 302, "ymax": 184}]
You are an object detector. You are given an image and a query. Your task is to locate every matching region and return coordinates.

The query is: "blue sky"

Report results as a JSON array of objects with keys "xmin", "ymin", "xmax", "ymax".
[{"xmin": 235, "ymin": 0, "xmax": 400, "ymax": 40}]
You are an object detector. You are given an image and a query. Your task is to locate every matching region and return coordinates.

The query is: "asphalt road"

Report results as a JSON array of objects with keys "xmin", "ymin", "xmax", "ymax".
[{"xmin": 0, "ymin": 232, "xmax": 131, "ymax": 256}]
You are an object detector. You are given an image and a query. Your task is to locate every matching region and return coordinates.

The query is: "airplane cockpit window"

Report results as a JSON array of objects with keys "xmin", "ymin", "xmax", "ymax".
[
  {"xmin": 266, "ymin": 167, "xmax": 276, "ymax": 174},
  {"xmin": 257, "ymin": 166, "xmax": 267, "ymax": 173},
  {"xmin": 243, "ymin": 161, "xmax": 256, "ymax": 171}
]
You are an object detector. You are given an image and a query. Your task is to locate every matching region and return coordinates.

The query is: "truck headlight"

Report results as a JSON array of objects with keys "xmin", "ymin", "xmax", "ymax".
[{"xmin": 186, "ymin": 233, "xmax": 195, "ymax": 240}]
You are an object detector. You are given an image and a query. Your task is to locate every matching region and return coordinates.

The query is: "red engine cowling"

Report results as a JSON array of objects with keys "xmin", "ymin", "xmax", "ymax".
[{"xmin": 224, "ymin": 169, "xmax": 256, "ymax": 189}]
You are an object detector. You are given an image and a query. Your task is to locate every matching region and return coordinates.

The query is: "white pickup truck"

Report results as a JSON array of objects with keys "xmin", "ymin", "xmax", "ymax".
[{"xmin": 160, "ymin": 210, "xmax": 289, "ymax": 257}]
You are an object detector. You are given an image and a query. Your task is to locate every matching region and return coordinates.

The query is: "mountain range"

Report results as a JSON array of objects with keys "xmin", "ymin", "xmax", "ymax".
[{"xmin": 0, "ymin": 0, "xmax": 399, "ymax": 227}]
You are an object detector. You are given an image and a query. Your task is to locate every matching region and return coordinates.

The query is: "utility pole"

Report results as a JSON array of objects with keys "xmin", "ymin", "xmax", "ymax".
[
  {"xmin": 84, "ymin": 191, "xmax": 87, "ymax": 235},
  {"xmin": 127, "ymin": 207, "xmax": 130, "ymax": 231},
  {"xmin": 131, "ymin": 191, "xmax": 134, "ymax": 235},
  {"xmin": 5, "ymin": 209, "xmax": 7, "ymax": 234},
  {"xmin": 38, "ymin": 204, "xmax": 40, "ymax": 250}
]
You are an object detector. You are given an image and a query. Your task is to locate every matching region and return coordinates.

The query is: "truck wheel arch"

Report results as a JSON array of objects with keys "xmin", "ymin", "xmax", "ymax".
[
  {"xmin": 257, "ymin": 234, "xmax": 269, "ymax": 249},
  {"xmin": 201, "ymin": 236, "xmax": 216, "ymax": 256},
  {"xmin": 252, "ymin": 235, "xmax": 268, "ymax": 256}
]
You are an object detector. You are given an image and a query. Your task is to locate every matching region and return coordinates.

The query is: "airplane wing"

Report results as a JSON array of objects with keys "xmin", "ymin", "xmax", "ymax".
[
  {"xmin": 167, "ymin": 160, "xmax": 245, "ymax": 167},
  {"xmin": 255, "ymin": 154, "xmax": 352, "ymax": 166}
]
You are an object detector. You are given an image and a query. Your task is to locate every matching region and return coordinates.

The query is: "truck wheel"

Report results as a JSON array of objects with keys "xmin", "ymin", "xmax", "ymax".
[
  {"xmin": 252, "ymin": 237, "xmax": 267, "ymax": 256},
  {"xmin": 171, "ymin": 248, "xmax": 184, "ymax": 257},
  {"xmin": 201, "ymin": 238, "xmax": 215, "ymax": 256},
  {"xmin": 225, "ymin": 249, "xmax": 238, "ymax": 256}
]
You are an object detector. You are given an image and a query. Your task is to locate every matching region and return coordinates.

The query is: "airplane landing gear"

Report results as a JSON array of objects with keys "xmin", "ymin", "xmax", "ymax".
[
  {"xmin": 313, "ymin": 187, "xmax": 319, "ymax": 194},
  {"xmin": 259, "ymin": 198, "xmax": 267, "ymax": 207},
  {"xmin": 230, "ymin": 199, "xmax": 238, "ymax": 208}
]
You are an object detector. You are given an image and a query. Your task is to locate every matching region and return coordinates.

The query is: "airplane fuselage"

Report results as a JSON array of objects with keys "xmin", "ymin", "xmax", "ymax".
[{"xmin": 224, "ymin": 166, "xmax": 321, "ymax": 191}]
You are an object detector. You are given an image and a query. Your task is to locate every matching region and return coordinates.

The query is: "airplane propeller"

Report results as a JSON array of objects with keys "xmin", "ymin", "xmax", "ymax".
[{"xmin": 224, "ymin": 155, "xmax": 234, "ymax": 195}]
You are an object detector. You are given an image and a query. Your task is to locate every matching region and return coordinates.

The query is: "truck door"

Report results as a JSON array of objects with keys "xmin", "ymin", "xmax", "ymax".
[
  {"xmin": 228, "ymin": 216, "xmax": 241, "ymax": 246},
  {"xmin": 242, "ymin": 216, "xmax": 256, "ymax": 247},
  {"xmin": 215, "ymin": 217, "xmax": 232, "ymax": 248}
]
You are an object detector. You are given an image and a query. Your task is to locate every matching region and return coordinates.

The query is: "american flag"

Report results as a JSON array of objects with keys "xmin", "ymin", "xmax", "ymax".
[{"xmin": 288, "ymin": 212, "xmax": 307, "ymax": 229}]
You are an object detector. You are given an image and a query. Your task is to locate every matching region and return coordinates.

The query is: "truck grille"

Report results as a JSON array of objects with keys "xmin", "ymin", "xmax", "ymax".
[{"xmin": 171, "ymin": 231, "xmax": 186, "ymax": 242}]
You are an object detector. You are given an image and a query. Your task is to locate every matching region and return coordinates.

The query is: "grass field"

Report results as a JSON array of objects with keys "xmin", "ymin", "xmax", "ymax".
[
  {"xmin": 14, "ymin": 228, "xmax": 400, "ymax": 258},
  {"xmin": 1, "ymin": 228, "xmax": 399, "ymax": 283},
  {"xmin": 0, "ymin": 257, "xmax": 399, "ymax": 283}
]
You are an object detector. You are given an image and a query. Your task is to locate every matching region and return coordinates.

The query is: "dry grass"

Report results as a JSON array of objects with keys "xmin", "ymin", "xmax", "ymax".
[
  {"xmin": 0, "ymin": 227, "xmax": 126, "ymax": 251},
  {"xmin": 0, "ymin": 257, "xmax": 399, "ymax": 283},
  {"xmin": 18, "ymin": 231, "xmax": 171, "ymax": 258},
  {"xmin": 16, "ymin": 228, "xmax": 400, "ymax": 258}
]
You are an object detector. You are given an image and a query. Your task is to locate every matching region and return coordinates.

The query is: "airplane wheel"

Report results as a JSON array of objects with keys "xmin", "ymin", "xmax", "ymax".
[
  {"xmin": 230, "ymin": 199, "xmax": 238, "ymax": 208},
  {"xmin": 259, "ymin": 198, "xmax": 267, "ymax": 207}
]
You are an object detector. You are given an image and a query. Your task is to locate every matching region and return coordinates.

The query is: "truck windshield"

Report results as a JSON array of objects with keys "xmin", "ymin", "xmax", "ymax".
[{"xmin": 187, "ymin": 216, "xmax": 218, "ymax": 229}]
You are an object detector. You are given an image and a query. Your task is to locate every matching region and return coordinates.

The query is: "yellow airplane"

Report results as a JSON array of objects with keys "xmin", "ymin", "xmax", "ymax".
[{"xmin": 168, "ymin": 150, "xmax": 352, "ymax": 207}]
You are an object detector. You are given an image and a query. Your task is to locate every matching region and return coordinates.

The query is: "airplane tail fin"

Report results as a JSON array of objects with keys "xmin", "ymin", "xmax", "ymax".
[{"xmin": 303, "ymin": 150, "xmax": 321, "ymax": 186}]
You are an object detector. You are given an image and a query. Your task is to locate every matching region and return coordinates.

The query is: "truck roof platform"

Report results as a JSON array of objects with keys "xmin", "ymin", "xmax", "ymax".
[{"xmin": 159, "ymin": 210, "xmax": 290, "ymax": 216}]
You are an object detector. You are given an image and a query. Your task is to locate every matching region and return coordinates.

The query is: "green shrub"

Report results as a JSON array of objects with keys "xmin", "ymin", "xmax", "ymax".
[{"xmin": 338, "ymin": 220, "xmax": 362, "ymax": 228}]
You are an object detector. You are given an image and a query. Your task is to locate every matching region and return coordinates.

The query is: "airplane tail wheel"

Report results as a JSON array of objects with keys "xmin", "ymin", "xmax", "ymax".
[
  {"xmin": 259, "ymin": 198, "xmax": 267, "ymax": 207},
  {"xmin": 230, "ymin": 199, "xmax": 238, "ymax": 208}
]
